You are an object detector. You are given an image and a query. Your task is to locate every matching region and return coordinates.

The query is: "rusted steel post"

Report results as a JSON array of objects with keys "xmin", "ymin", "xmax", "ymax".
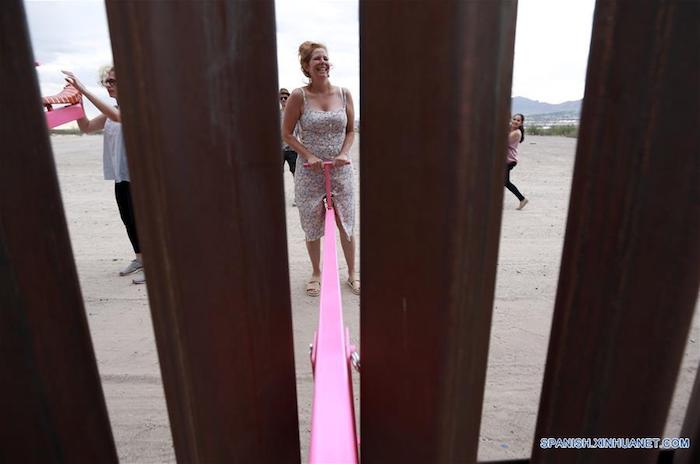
[
  {"xmin": 105, "ymin": 1, "xmax": 300, "ymax": 462},
  {"xmin": 0, "ymin": 1, "xmax": 117, "ymax": 462},
  {"xmin": 532, "ymin": 2, "xmax": 700, "ymax": 463},
  {"xmin": 360, "ymin": 1, "xmax": 518, "ymax": 462}
]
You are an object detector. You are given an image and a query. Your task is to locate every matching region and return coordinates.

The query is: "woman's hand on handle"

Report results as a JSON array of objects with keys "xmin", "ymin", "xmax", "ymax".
[
  {"xmin": 306, "ymin": 155, "xmax": 324, "ymax": 173},
  {"xmin": 334, "ymin": 153, "xmax": 351, "ymax": 168}
]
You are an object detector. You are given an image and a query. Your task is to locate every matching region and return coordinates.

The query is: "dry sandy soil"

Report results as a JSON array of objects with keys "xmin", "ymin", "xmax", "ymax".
[{"xmin": 50, "ymin": 134, "xmax": 698, "ymax": 463}]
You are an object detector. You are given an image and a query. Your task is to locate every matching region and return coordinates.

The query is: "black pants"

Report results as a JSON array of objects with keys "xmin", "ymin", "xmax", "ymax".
[
  {"xmin": 283, "ymin": 149, "xmax": 298, "ymax": 174},
  {"xmin": 505, "ymin": 162, "xmax": 525, "ymax": 201},
  {"xmin": 114, "ymin": 181, "xmax": 140, "ymax": 253}
]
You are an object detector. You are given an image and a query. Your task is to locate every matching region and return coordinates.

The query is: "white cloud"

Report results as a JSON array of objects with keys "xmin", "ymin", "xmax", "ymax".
[
  {"xmin": 512, "ymin": 0, "xmax": 596, "ymax": 103},
  {"xmin": 24, "ymin": 0, "xmax": 594, "ymax": 126},
  {"xmin": 26, "ymin": 0, "xmax": 114, "ymax": 119}
]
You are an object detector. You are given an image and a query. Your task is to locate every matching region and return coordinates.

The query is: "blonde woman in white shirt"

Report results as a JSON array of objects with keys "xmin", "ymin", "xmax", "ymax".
[{"xmin": 63, "ymin": 67, "xmax": 145, "ymax": 284}]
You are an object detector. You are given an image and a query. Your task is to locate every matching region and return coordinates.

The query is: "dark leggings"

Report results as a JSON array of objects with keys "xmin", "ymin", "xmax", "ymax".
[
  {"xmin": 505, "ymin": 162, "xmax": 525, "ymax": 201},
  {"xmin": 114, "ymin": 181, "xmax": 140, "ymax": 253},
  {"xmin": 283, "ymin": 149, "xmax": 298, "ymax": 174}
]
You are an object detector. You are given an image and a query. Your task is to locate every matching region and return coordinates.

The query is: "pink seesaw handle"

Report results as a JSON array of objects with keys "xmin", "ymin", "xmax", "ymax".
[
  {"xmin": 303, "ymin": 161, "xmax": 352, "ymax": 210},
  {"xmin": 301, "ymin": 160, "xmax": 352, "ymax": 168}
]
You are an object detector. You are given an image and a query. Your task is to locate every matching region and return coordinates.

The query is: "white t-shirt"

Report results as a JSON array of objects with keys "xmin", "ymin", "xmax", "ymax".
[{"xmin": 103, "ymin": 118, "xmax": 130, "ymax": 182}]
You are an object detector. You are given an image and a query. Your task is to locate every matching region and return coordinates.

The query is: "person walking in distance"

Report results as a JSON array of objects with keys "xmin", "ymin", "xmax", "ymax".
[{"xmin": 505, "ymin": 113, "xmax": 529, "ymax": 210}]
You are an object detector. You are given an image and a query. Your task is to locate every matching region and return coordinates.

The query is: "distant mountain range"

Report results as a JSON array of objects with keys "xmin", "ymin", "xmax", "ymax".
[{"xmin": 512, "ymin": 96, "xmax": 582, "ymax": 116}]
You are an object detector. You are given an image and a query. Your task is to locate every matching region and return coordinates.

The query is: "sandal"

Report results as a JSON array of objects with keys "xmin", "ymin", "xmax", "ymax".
[
  {"xmin": 346, "ymin": 277, "xmax": 360, "ymax": 295},
  {"xmin": 306, "ymin": 279, "xmax": 321, "ymax": 297}
]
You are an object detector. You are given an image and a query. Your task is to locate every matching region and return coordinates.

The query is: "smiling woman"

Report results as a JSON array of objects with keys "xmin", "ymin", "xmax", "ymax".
[{"xmin": 282, "ymin": 41, "xmax": 359, "ymax": 297}]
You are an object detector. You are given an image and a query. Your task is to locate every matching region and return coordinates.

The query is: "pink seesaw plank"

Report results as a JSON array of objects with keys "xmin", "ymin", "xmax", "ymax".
[
  {"xmin": 45, "ymin": 104, "xmax": 84, "ymax": 129},
  {"xmin": 308, "ymin": 162, "xmax": 359, "ymax": 464}
]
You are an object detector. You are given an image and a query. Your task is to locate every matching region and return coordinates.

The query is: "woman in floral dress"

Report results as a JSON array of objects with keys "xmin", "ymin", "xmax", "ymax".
[{"xmin": 282, "ymin": 41, "xmax": 359, "ymax": 297}]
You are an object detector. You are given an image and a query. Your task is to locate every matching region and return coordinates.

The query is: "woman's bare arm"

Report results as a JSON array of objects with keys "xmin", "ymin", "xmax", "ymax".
[
  {"xmin": 335, "ymin": 88, "xmax": 355, "ymax": 164},
  {"xmin": 62, "ymin": 71, "xmax": 121, "ymax": 125},
  {"xmin": 282, "ymin": 89, "xmax": 323, "ymax": 170},
  {"xmin": 509, "ymin": 130, "xmax": 521, "ymax": 144},
  {"xmin": 76, "ymin": 113, "xmax": 108, "ymax": 134}
]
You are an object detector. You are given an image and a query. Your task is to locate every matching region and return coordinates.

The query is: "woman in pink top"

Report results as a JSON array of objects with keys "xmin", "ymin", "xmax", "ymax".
[{"xmin": 505, "ymin": 113, "xmax": 529, "ymax": 210}]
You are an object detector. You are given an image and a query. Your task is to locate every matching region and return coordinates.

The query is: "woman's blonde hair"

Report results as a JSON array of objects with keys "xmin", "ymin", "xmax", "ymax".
[
  {"xmin": 298, "ymin": 41, "xmax": 327, "ymax": 78},
  {"xmin": 98, "ymin": 65, "xmax": 114, "ymax": 86}
]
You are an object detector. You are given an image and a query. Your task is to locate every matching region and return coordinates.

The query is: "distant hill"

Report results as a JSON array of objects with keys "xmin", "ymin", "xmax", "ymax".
[{"xmin": 512, "ymin": 96, "xmax": 582, "ymax": 116}]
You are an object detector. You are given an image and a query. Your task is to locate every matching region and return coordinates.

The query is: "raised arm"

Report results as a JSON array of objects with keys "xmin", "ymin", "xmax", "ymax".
[{"xmin": 62, "ymin": 71, "xmax": 120, "ymax": 133}]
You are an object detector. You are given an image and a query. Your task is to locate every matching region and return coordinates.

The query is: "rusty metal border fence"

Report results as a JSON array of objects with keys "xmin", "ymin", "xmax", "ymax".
[
  {"xmin": 104, "ymin": 1, "xmax": 301, "ymax": 462},
  {"xmin": 532, "ymin": 2, "xmax": 699, "ymax": 463},
  {"xmin": 359, "ymin": 1, "xmax": 518, "ymax": 462},
  {"xmin": 1, "ymin": 0, "xmax": 698, "ymax": 462},
  {"xmin": 1, "ymin": 1, "xmax": 118, "ymax": 462}
]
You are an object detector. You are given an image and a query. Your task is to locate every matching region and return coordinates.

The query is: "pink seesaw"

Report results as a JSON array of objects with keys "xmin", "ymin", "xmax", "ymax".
[
  {"xmin": 43, "ymin": 84, "xmax": 84, "ymax": 129},
  {"xmin": 36, "ymin": 64, "xmax": 85, "ymax": 129},
  {"xmin": 305, "ymin": 161, "xmax": 360, "ymax": 464}
]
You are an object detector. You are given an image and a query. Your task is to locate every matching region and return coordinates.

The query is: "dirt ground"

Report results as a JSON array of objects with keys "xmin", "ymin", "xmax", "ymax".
[{"xmin": 50, "ymin": 134, "xmax": 698, "ymax": 463}]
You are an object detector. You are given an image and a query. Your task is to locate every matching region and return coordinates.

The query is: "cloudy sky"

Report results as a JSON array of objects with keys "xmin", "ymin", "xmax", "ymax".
[{"xmin": 25, "ymin": 0, "xmax": 595, "ymax": 120}]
